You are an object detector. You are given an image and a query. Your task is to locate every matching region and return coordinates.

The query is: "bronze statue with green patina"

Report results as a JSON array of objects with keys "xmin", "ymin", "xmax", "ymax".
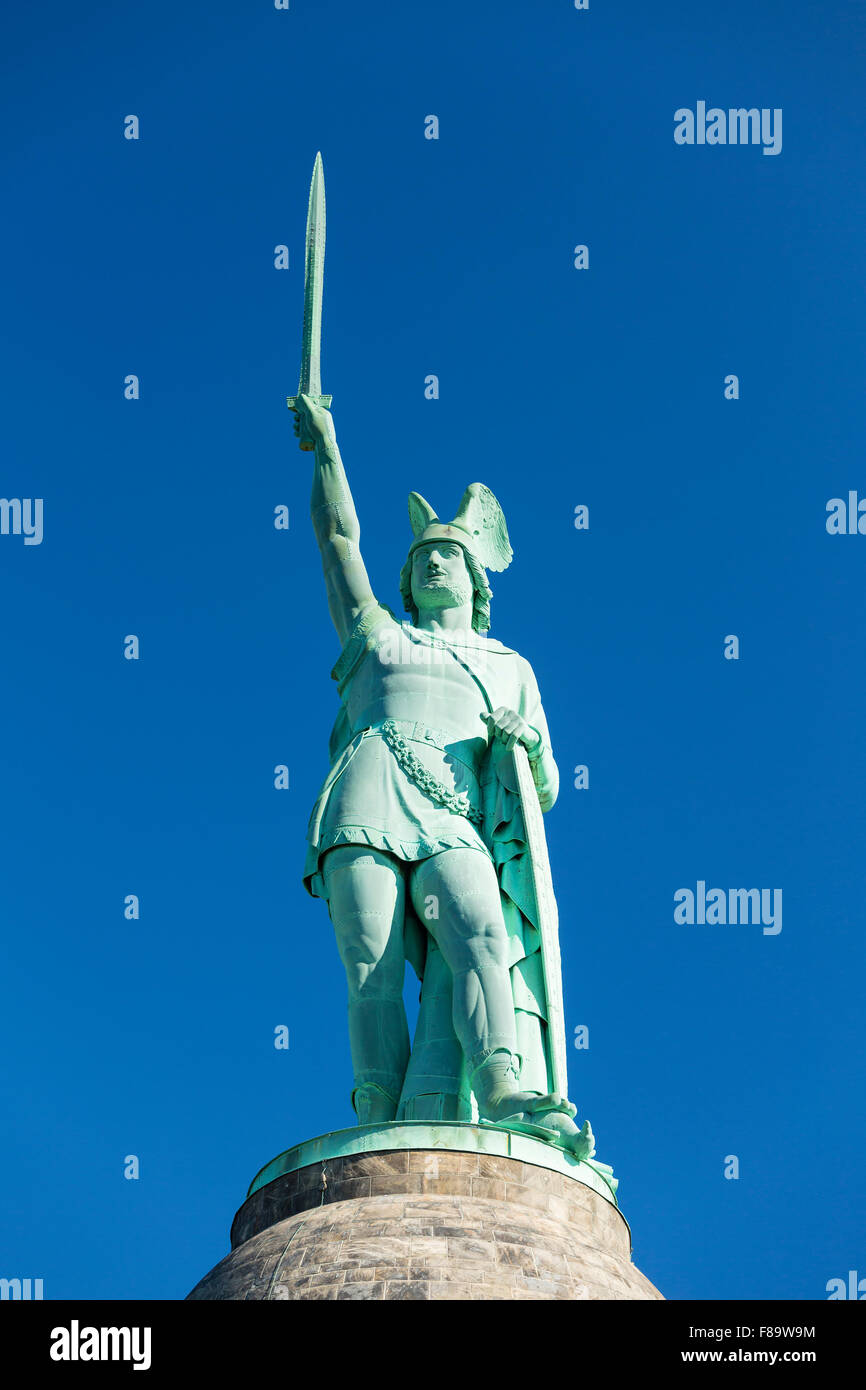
[{"xmin": 289, "ymin": 156, "xmax": 594, "ymax": 1160}]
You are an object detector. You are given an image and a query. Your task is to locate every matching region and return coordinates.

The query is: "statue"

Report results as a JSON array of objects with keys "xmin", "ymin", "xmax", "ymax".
[{"xmin": 289, "ymin": 156, "xmax": 595, "ymax": 1162}]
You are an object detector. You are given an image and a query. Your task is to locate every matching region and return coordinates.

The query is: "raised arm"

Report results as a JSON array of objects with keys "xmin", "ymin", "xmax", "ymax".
[{"xmin": 292, "ymin": 394, "xmax": 376, "ymax": 645}]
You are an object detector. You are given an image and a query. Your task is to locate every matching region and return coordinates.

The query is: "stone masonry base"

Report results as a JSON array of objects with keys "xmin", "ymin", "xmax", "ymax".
[{"xmin": 187, "ymin": 1145, "xmax": 663, "ymax": 1301}]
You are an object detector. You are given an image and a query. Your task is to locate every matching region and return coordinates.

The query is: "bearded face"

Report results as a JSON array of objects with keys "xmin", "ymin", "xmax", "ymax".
[{"xmin": 410, "ymin": 541, "xmax": 474, "ymax": 613}]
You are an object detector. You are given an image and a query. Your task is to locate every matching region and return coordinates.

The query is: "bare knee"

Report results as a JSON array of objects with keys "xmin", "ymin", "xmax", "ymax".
[
  {"xmin": 323, "ymin": 846, "xmax": 405, "ymax": 998},
  {"xmin": 410, "ymin": 851, "xmax": 510, "ymax": 972},
  {"xmin": 445, "ymin": 913, "xmax": 510, "ymax": 972}
]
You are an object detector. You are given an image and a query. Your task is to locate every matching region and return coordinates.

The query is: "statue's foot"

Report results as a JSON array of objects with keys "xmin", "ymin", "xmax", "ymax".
[
  {"xmin": 485, "ymin": 1098, "xmax": 596, "ymax": 1160},
  {"xmin": 522, "ymin": 1092, "xmax": 577, "ymax": 1122},
  {"xmin": 529, "ymin": 1112, "xmax": 596, "ymax": 1160},
  {"xmin": 471, "ymin": 1052, "xmax": 576, "ymax": 1125},
  {"xmin": 469, "ymin": 1052, "xmax": 596, "ymax": 1159},
  {"xmin": 478, "ymin": 1086, "xmax": 575, "ymax": 1126},
  {"xmin": 351, "ymin": 1082, "xmax": 399, "ymax": 1125},
  {"xmin": 499, "ymin": 1093, "xmax": 596, "ymax": 1159}
]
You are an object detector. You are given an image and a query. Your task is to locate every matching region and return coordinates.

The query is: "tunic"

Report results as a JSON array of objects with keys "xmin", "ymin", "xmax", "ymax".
[{"xmin": 303, "ymin": 601, "xmax": 553, "ymax": 900}]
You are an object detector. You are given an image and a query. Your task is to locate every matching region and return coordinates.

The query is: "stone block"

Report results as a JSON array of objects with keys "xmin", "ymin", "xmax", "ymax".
[{"xmin": 369, "ymin": 1173, "xmax": 422, "ymax": 1196}]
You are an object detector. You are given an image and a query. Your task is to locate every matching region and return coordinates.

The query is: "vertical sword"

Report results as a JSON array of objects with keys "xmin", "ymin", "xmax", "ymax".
[
  {"xmin": 287, "ymin": 152, "xmax": 332, "ymax": 451},
  {"xmin": 511, "ymin": 743, "xmax": 569, "ymax": 1099}
]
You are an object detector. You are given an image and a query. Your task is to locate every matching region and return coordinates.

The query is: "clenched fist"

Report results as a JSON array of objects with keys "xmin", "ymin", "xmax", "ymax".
[
  {"xmin": 290, "ymin": 392, "xmax": 336, "ymax": 451},
  {"xmin": 481, "ymin": 707, "xmax": 541, "ymax": 756}
]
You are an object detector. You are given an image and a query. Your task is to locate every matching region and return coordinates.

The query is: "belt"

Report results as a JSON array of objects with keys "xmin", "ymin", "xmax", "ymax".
[
  {"xmin": 369, "ymin": 718, "xmax": 449, "ymax": 751},
  {"xmin": 366, "ymin": 719, "xmax": 485, "ymax": 827},
  {"xmin": 362, "ymin": 718, "xmax": 482, "ymax": 769}
]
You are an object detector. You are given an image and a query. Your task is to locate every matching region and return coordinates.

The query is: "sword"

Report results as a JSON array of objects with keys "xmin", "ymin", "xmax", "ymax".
[
  {"xmin": 510, "ymin": 743, "xmax": 569, "ymax": 1099},
  {"xmin": 287, "ymin": 152, "xmax": 332, "ymax": 451}
]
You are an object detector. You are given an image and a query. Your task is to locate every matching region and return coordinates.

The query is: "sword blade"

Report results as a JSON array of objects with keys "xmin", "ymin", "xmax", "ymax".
[
  {"xmin": 511, "ymin": 744, "xmax": 569, "ymax": 1098},
  {"xmin": 287, "ymin": 152, "xmax": 332, "ymax": 448},
  {"xmin": 299, "ymin": 150, "xmax": 325, "ymax": 398}
]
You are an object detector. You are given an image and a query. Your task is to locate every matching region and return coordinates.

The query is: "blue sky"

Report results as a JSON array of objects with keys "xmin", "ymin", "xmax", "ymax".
[{"xmin": 1, "ymin": 0, "xmax": 864, "ymax": 1301}]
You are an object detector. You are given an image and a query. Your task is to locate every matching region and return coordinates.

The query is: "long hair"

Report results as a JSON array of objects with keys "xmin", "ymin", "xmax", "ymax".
[{"xmin": 399, "ymin": 544, "xmax": 493, "ymax": 633}]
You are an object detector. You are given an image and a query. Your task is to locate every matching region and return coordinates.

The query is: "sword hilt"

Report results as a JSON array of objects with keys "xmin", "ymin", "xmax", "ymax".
[{"xmin": 287, "ymin": 393, "xmax": 333, "ymax": 452}]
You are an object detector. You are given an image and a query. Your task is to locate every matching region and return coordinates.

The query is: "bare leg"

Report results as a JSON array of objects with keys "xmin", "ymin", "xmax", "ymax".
[
  {"xmin": 409, "ymin": 848, "xmax": 572, "ymax": 1124},
  {"xmin": 322, "ymin": 845, "xmax": 409, "ymax": 1123}
]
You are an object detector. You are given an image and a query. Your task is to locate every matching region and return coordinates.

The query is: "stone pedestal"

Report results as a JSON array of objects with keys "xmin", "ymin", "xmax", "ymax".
[{"xmin": 187, "ymin": 1123, "xmax": 663, "ymax": 1301}]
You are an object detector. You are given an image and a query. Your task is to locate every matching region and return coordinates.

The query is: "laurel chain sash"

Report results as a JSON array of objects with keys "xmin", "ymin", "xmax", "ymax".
[{"xmin": 379, "ymin": 719, "xmax": 484, "ymax": 827}]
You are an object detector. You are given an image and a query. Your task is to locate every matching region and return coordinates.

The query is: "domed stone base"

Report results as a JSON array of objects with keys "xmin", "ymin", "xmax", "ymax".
[{"xmin": 187, "ymin": 1125, "xmax": 663, "ymax": 1301}]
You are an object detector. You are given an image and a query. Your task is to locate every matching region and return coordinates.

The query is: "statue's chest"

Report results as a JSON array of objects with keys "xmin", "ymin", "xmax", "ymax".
[
  {"xmin": 378, "ymin": 640, "xmax": 483, "ymax": 712},
  {"xmin": 346, "ymin": 627, "xmax": 511, "ymax": 736}
]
